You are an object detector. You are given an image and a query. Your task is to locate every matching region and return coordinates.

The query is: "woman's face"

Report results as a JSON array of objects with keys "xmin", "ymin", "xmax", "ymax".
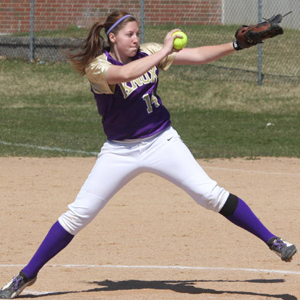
[{"xmin": 111, "ymin": 21, "xmax": 140, "ymax": 59}]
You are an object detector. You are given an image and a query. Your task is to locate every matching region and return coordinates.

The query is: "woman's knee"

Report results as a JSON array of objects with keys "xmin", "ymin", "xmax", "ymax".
[
  {"xmin": 59, "ymin": 190, "xmax": 108, "ymax": 235},
  {"xmin": 191, "ymin": 183, "xmax": 229, "ymax": 212}
]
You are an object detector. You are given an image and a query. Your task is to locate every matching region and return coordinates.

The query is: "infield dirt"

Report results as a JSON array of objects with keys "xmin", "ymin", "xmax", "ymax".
[{"xmin": 0, "ymin": 157, "xmax": 299, "ymax": 299}]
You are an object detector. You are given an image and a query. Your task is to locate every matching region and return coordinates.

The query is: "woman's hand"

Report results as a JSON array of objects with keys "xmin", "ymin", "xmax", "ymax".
[{"xmin": 161, "ymin": 29, "xmax": 183, "ymax": 55}]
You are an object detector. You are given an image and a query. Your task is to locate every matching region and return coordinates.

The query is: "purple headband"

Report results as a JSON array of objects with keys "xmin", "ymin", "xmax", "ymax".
[{"xmin": 107, "ymin": 14, "xmax": 133, "ymax": 35}]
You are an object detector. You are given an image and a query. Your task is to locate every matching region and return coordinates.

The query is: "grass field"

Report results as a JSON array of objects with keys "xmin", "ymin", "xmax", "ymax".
[{"xmin": 0, "ymin": 56, "xmax": 299, "ymax": 158}]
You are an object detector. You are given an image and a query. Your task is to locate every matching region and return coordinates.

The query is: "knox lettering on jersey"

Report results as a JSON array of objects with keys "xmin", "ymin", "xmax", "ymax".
[{"xmin": 119, "ymin": 67, "xmax": 158, "ymax": 98}]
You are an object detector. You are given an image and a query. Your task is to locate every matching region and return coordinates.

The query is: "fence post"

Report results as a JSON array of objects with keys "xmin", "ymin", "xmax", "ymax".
[
  {"xmin": 29, "ymin": 0, "xmax": 35, "ymax": 62},
  {"xmin": 140, "ymin": 0, "xmax": 145, "ymax": 44},
  {"xmin": 257, "ymin": 0, "xmax": 263, "ymax": 85}
]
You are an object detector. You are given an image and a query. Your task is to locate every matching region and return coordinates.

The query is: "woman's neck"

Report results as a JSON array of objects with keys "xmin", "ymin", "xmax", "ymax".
[{"xmin": 109, "ymin": 50, "xmax": 131, "ymax": 64}]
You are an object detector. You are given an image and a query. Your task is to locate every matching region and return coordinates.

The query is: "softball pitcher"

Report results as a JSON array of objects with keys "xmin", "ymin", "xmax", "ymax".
[{"xmin": 0, "ymin": 11, "xmax": 296, "ymax": 299}]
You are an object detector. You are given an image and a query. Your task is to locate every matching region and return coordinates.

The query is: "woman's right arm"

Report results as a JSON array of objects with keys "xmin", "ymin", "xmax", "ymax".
[{"xmin": 105, "ymin": 29, "xmax": 180, "ymax": 85}]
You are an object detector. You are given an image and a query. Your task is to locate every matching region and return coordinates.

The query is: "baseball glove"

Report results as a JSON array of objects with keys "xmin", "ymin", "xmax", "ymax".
[{"xmin": 233, "ymin": 14, "xmax": 284, "ymax": 50}]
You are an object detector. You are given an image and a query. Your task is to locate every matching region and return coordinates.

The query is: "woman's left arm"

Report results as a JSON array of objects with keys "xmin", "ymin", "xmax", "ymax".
[{"xmin": 173, "ymin": 42, "xmax": 235, "ymax": 65}]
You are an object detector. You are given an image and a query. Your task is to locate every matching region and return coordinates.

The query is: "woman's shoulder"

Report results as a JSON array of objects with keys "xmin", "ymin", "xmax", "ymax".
[
  {"xmin": 86, "ymin": 51, "xmax": 112, "ymax": 73},
  {"xmin": 139, "ymin": 43, "xmax": 163, "ymax": 55},
  {"xmin": 91, "ymin": 51, "xmax": 111, "ymax": 64}
]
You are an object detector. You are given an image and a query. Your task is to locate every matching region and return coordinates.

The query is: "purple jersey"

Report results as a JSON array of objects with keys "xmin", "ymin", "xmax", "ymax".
[{"xmin": 85, "ymin": 43, "xmax": 176, "ymax": 140}]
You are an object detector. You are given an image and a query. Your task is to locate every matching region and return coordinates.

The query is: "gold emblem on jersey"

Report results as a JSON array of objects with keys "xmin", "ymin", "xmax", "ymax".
[{"xmin": 119, "ymin": 67, "xmax": 158, "ymax": 98}]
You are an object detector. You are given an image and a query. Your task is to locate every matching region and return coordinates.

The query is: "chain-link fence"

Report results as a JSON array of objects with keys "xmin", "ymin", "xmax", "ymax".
[{"xmin": 0, "ymin": 0, "xmax": 299, "ymax": 85}]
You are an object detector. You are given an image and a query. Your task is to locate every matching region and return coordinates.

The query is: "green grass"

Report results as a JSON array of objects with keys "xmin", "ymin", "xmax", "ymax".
[
  {"xmin": 171, "ymin": 109, "xmax": 300, "ymax": 158},
  {"xmin": 0, "ymin": 58, "xmax": 299, "ymax": 158}
]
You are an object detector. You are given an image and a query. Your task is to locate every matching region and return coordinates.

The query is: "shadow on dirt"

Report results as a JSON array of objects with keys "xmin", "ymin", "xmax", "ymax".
[{"xmin": 20, "ymin": 278, "xmax": 297, "ymax": 299}]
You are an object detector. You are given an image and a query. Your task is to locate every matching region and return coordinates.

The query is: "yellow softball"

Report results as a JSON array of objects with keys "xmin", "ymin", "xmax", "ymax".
[{"xmin": 172, "ymin": 31, "xmax": 188, "ymax": 50}]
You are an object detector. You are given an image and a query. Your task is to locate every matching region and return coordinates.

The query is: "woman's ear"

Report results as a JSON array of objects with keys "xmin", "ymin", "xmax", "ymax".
[{"xmin": 108, "ymin": 32, "xmax": 116, "ymax": 43}]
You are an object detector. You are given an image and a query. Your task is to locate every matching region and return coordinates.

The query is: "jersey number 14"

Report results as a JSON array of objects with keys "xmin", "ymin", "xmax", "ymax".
[{"xmin": 142, "ymin": 93, "xmax": 160, "ymax": 114}]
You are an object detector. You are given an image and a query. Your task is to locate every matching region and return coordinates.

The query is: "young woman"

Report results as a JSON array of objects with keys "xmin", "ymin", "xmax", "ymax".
[{"xmin": 0, "ymin": 11, "xmax": 296, "ymax": 299}]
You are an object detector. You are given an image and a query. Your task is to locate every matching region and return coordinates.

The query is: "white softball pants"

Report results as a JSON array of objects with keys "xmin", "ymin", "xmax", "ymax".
[{"xmin": 59, "ymin": 127, "xmax": 229, "ymax": 235}]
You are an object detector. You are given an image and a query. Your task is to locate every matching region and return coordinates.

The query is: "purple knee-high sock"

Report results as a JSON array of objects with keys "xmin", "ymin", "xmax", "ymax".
[
  {"xmin": 22, "ymin": 221, "xmax": 74, "ymax": 279},
  {"xmin": 226, "ymin": 198, "xmax": 275, "ymax": 244}
]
